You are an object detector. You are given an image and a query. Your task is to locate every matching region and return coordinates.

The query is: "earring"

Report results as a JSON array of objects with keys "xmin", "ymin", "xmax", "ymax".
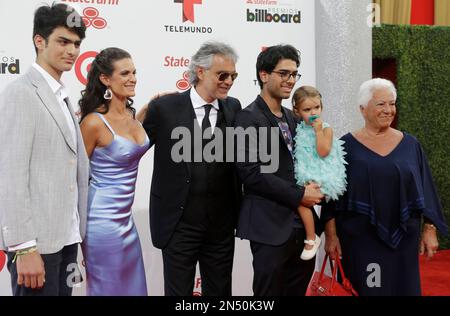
[{"xmin": 104, "ymin": 88, "xmax": 112, "ymax": 100}]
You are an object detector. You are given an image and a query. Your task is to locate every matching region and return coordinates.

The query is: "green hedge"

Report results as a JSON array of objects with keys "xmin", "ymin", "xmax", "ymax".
[{"xmin": 373, "ymin": 24, "xmax": 450, "ymax": 249}]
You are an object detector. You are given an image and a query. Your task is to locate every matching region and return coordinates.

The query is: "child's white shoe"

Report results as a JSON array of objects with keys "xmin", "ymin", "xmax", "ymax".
[{"xmin": 300, "ymin": 234, "xmax": 321, "ymax": 261}]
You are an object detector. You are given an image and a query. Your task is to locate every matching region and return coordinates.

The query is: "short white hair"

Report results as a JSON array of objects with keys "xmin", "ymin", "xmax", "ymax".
[{"xmin": 358, "ymin": 78, "xmax": 397, "ymax": 108}]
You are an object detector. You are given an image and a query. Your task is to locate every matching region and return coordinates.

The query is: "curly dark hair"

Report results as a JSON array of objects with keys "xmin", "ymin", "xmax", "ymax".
[{"xmin": 79, "ymin": 47, "xmax": 135, "ymax": 122}]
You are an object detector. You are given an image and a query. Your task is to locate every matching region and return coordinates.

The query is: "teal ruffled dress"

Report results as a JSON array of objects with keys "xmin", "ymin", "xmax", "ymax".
[{"xmin": 294, "ymin": 121, "xmax": 347, "ymax": 201}]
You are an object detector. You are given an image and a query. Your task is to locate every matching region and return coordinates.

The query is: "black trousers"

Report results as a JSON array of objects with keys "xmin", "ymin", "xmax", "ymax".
[
  {"xmin": 250, "ymin": 228, "xmax": 315, "ymax": 296},
  {"xmin": 7, "ymin": 243, "xmax": 80, "ymax": 296},
  {"xmin": 162, "ymin": 217, "xmax": 235, "ymax": 296}
]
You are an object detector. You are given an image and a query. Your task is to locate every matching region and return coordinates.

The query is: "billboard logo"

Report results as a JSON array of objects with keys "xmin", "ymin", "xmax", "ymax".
[
  {"xmin": 82, "ymin": 7, "xmax": 107, "ymax": 29},
  {"xmin": 174, "ymin": 0, "xmax": 202, "ymax": 23},
  {"xmin": 0, "ymin": 57, "xmax": 20, "ymax": 75},
  {"xmin": 246, "ymin": 9, "xmax": 301, "ymax": 23},
  {"xmin": 75, "ymin": 51, "xmax": 98, "ymax": 85}
]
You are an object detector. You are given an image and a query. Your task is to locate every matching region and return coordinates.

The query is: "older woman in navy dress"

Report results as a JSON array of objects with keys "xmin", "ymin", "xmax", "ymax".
[{"xmin": 322, "ymin": 78, "xmax": 448, "ymax": 296}]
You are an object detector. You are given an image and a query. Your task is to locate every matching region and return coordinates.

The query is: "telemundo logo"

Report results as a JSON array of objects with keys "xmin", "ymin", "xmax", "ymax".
[{"xmin": 246, "ymin": 9, "xmax": 301, "ymax": 23}]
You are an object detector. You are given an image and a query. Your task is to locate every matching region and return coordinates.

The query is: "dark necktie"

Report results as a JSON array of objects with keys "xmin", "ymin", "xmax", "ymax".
[
  {"xmin": 202, "ymin": 104, "xmax": 213, "ymax": 139},
  {"xmin": 63, "ymin": 97, "xmax": 75, "ymax": 119}
]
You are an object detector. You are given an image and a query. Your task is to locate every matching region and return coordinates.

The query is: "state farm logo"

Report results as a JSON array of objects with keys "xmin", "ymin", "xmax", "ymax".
[
  {"xmin": 165, "ymin": 0, "xmax": 213, "ymax": 34},
  {"xmin": 164, "ymin": 56, "xmax": 191, "ymax": 91},
  {"xmin": 246, "ymin": 0, "xmax": 278, "ymax": 5},
  {"xmin": 62, "ymin": 0, "xmax": 119, "ymax": 6},
  {"xmin": 174, "ymin": 0, "xmax": 202, "ymax": 23},
  {"xmin": 177, "ymin": 72, "xmax": 190, "ymax": 91},
  {"xmin": 75, "ymin": 51, "xmax": 98, "ymax": 85},
  {"xmin": 0, "ymin": 251, "xmax": 6, "ymax": 272},
  {"xmin": 82, "ymin": 7, "xmax": 107, "ymax": 29}
]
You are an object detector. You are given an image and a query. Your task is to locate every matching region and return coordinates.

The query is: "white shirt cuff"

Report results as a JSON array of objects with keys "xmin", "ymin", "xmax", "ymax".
[{"xmin": 8, "ymin": 240, "xmax": 37, "ymax": 252}]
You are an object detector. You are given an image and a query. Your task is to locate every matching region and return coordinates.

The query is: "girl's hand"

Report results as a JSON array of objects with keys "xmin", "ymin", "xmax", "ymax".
[{"xmin": 312, "ymin": 117, "xmax": 323, "ymax": 133}]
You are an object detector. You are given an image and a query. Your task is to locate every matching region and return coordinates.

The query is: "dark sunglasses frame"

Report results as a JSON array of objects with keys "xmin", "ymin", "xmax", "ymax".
[
  {"xmin": 271, "ymin": 70, "xmax": 302, "ymax": 82},
  {"xmin": 217, "ymin": 72, "xmax": 239, "ymax": 82}
]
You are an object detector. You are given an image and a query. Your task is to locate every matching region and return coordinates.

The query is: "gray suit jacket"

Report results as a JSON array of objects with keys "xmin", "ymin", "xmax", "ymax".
[{"xmin": 0, "ymin": 67, "xmax": 89, "ymax": 254}]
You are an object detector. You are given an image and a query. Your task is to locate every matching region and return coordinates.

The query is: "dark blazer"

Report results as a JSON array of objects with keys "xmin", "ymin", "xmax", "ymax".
[
  {"xmin": 234, "ymin": 95, "xmax": 308, "ymax": 246},
  {"xmin": 143, "ymin": 89, "xmax": 242, "ymax": 249}
]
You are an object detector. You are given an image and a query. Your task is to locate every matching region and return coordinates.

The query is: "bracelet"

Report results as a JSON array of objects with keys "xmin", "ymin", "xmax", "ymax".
[
  {"xmin": 12, "ymin": 246, "xmax": 38, "ymax": 263},
  {"xmin": 424, "ymin": 223, "xmax": 437, "ymax": 231}
]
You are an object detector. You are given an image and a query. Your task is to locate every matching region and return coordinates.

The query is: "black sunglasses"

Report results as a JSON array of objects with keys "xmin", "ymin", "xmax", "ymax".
[{"xmin": 217, "ymin": 72, "xmax": 239, "ymax": 82}]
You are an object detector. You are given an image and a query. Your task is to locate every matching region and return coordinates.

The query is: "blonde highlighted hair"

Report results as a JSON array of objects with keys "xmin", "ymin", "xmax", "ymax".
[{"xmin": 292, "ymin": 86, "xmax": 323, "ymax": 110}]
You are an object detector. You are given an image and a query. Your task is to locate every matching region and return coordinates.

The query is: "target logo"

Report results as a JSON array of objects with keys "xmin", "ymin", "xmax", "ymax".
[
  {"xmin": 82, "ymin": 7, "xmax": 107, "ymax": 29},
  {"xmin": 0, "ymin": 251, "xmax": 6, "ymax": 272},
  {"xmin": 176, "ymin": 71, "xmax": 191, "ymax": 91},
  {"xmin": 75, "ymin": 51, "xmax": 98, "ymax": 85}
]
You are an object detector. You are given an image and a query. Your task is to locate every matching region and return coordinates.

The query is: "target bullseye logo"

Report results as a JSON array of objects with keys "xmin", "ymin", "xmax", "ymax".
[
  {"xmin": 0, "ymin": 251, "xmax": 6, "ymax": 272},
  {"xmin": 75, "ymin": 51, "xmax": 98, "ymax": 85},
  {"xmin": 193, "ymin": 277, "xmax": 202, "ymax": 296},
  {"xmin": 82, "ymin": 7, "xmax": 107, "ymax": 29}
]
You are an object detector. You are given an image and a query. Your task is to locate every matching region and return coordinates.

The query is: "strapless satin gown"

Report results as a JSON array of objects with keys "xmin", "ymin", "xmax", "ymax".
[{"xmin": 82, "ymin": 113, "xmax": 149, "ymax": 296}]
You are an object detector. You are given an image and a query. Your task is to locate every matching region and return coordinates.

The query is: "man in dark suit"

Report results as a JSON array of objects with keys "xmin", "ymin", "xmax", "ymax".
[
  {"xmin": 234, "ymin": 45, "xmax": 324, "ymax": 296},
  {"xmin": 143, "ymin": 42, "xmax": 241, "ymax": 296}
]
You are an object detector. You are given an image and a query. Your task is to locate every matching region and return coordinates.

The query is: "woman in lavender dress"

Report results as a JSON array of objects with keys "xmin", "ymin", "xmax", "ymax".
[{"xmin": 79, "ymin": 48, "xmax": 149, "ymax": 296}]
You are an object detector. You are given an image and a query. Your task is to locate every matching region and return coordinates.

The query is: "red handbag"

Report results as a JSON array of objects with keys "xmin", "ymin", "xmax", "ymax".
[{"xmin": 306, "ymin": 254, "xmax": 358, "ymax": 296}]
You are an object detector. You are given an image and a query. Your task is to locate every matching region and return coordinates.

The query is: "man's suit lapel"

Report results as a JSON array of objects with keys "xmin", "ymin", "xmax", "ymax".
[
  {"xmin": 283, "ymin": 108, "xmax": 298, "ymax": 138},
  {"xmin": 219, "ymin": 98, "xmax": 233, "ymax": 126},
  {"xmin": 65, "ymin": 98, "xmax": 82, "ymax": 153},
  {"xmin": 28, "ymin": 68, "xmax": 77, "ymax": 154},
  {"xmin": 176, "ymin": 90, "xmax": 196, "ymax": 176},
  {"xmin": 256, "ymin": 95, "xmax": 291, "ymax": 151}
]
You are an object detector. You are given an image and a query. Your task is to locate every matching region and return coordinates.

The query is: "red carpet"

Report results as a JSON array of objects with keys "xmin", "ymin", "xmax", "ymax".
[{"xmin": 420, "ymin": 250, "xmax": 450, "ymax": 296}]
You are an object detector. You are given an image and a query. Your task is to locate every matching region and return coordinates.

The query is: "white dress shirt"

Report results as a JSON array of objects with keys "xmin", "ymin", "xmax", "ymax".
[
  {"xmin": 190, "ymin": 87, "xmax": 219, "ymax": 133},
  {"xmin": 8, "ymin": 63, "xmax": 82, "ymax": 251}
]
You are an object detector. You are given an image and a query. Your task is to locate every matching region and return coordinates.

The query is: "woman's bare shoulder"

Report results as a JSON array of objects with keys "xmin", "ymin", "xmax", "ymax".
[{"xmin": 80, "ymin": 112, "xmax": 104, "ymax": 132}]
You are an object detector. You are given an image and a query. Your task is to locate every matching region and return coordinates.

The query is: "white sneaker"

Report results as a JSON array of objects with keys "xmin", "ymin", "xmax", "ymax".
[{"xmin": 300, "ymin": 234, "xmax": 321, "ymax": 261}]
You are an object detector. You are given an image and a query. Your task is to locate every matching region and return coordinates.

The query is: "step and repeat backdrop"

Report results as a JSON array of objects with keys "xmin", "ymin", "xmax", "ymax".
[{"xmin": 0, "ymin": 0, "xmax": 316, "ymax": 295}]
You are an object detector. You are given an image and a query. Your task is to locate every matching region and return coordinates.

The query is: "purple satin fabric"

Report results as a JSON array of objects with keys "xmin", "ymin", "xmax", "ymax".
[{"xmin": 82, "ymin": 113, "xmax": 149, "ymax": 296}]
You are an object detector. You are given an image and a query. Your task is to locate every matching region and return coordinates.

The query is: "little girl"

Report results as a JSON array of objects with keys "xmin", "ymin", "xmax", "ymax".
[{"xmin": 292, "ymin": 86, "xmax": 347, "ymax": 260}]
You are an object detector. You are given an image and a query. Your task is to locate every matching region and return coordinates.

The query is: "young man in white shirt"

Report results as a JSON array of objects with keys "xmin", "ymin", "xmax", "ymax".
[{"xmin": 0, "ymin": 3, "xmax": 89, "ymax": 296}]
